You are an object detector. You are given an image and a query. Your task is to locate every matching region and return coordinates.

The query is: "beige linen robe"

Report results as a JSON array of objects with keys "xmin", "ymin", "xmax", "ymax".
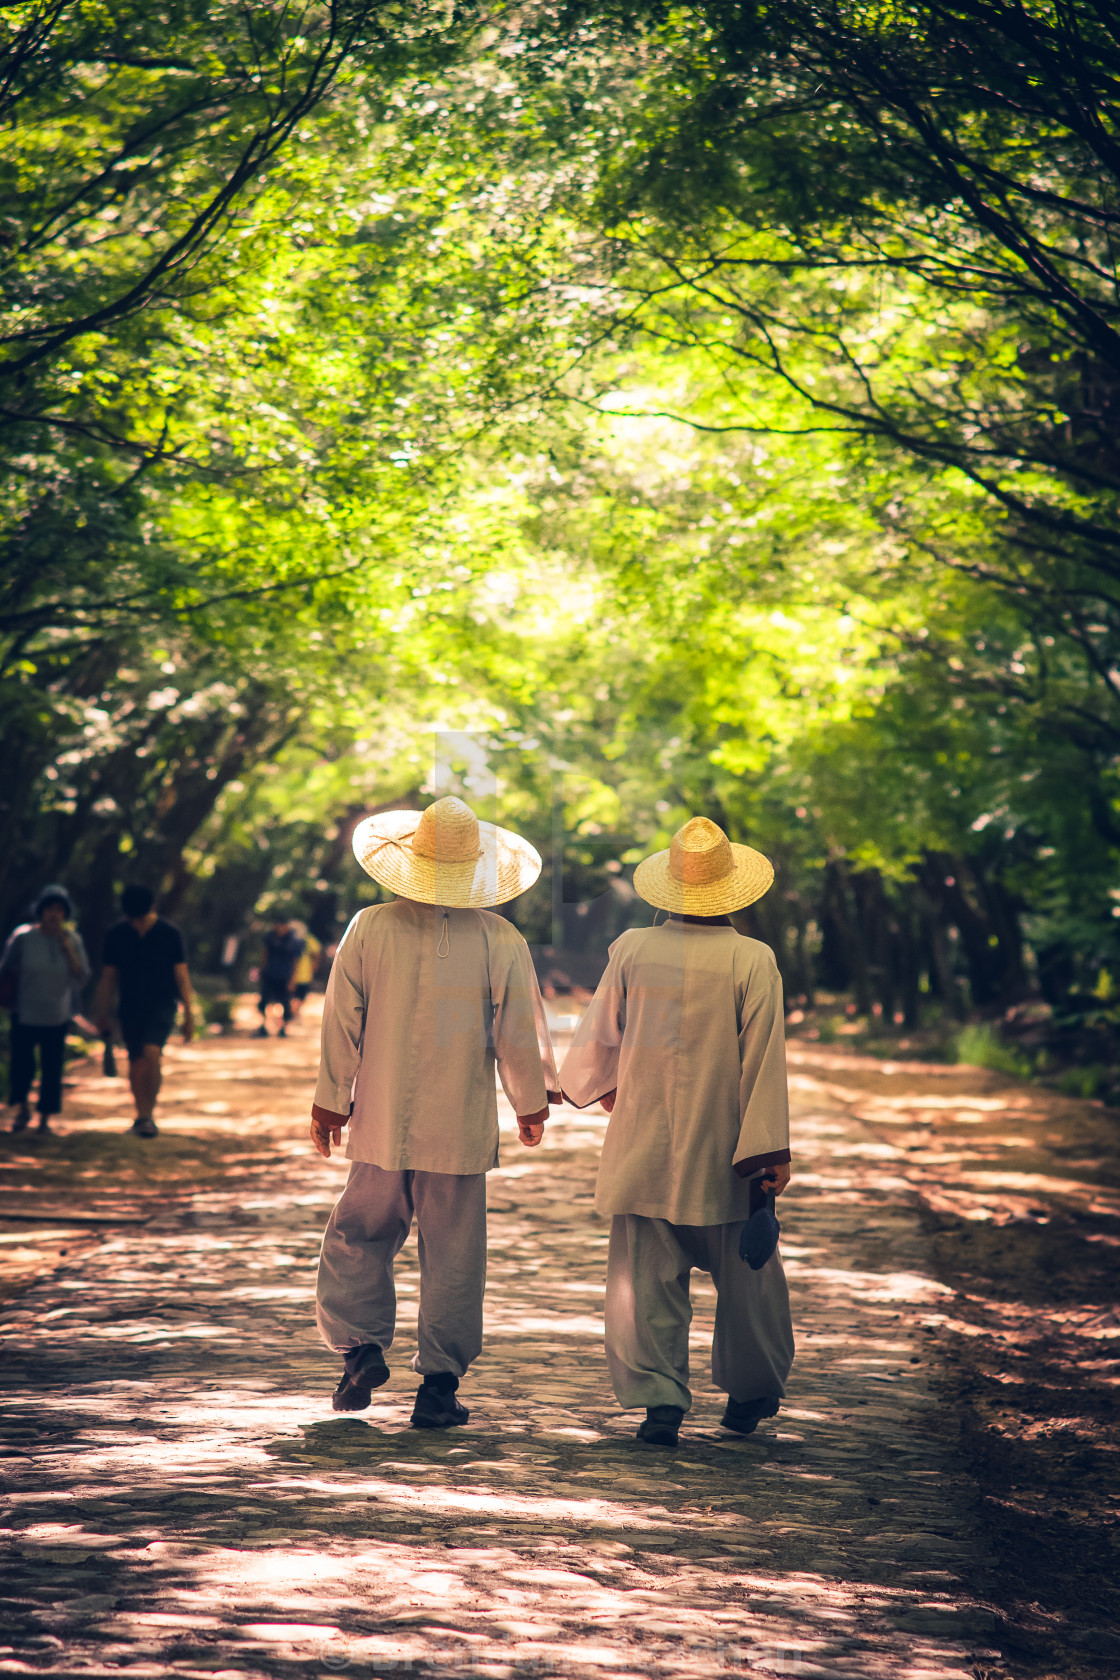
[
  {"xmin": 560, "ymin": 921, "xmax": 789, "ymax": 1225},
  {"xmin": 315, "ymin": 898, "xmax": 557, "ymax": 1175}
]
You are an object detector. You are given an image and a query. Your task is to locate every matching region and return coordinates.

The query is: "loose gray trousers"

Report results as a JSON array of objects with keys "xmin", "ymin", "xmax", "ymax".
[
  {"xmin": 605, "ymin": 1214, "xmax": 795, "ymax": 1412},
  {"xmin": 316, "ymin": 1162, "xmax": 486, "ymax": 1378}
]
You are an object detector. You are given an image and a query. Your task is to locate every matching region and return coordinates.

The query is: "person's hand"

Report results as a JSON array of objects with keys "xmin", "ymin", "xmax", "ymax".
[
  {"xmin": 311, "ymin": 1104, "xmax": 348, "ymax": 1158},
  {"xmin": 599, "ymin": 1089, "xmax": 617, "ymax": 1114},
  {"xmin": 95, "ymin": 1015, "xmax": 111, "ymax": 1039},
  {"xmin": 60, "ymin": 933, "xmax": 85, "ymax": 980},
  {"xmin": 517, "ymin": 1106, "xmax": 548, "ymax": 1147},
  {"xmin": 181, "ymin": 1008, "xmax": 196, "ymax": 1044},
  {"xmin": 761, "ymin": 1161, "xmax": 792, "ymax": 1197}
]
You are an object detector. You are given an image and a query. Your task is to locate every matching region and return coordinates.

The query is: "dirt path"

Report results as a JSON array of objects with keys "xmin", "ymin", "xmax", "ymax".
[{"xmin": 1, "ymin": 1005, "xmax": 1116, "ymax": 1680}]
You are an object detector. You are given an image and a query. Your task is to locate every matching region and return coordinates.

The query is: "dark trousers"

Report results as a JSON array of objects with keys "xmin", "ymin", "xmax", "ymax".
[
  {"xmin": 258, "ymin": 977, "xmax": 293, "ymax": 1021},
  {"xmin": 9, "ymin": 1020, "xmax": 66, "ymax": 1116}
]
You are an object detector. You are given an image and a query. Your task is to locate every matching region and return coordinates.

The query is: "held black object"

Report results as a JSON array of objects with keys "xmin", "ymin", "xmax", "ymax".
[
  {"xmin": 740, "ymin": 1175, "xmax": 780, "ymax": 1270},
  {"xmin": 102, "ymin": 1035, "xmax": 117, "ymax": 1079}
]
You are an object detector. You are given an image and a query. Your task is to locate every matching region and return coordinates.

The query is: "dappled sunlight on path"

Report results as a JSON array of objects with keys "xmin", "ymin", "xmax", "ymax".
[{"xmin": 0, "ymin": 1006, "xmax": 1115, "ymax": 1679}]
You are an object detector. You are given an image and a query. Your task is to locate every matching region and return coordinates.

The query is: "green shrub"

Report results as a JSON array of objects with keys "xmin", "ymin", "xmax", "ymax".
[
  {"xmin": 952, "ymin": 1022, "xmax": 1032, "ymax": 1078},
  {"xmin": 816, "ymin": 1016, "xmax": 840, "ymax": 1044},
  {"xmin": 201, "ymin": 993, "xmax": 235, "ymax": 1030},
  {"xmin": 1057, "ymin": 1065, "xmax": 1110, "ymax": 1101}
]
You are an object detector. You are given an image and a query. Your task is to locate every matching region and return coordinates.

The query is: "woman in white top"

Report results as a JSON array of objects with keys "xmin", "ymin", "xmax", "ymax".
[{"xmin": 0, "ymin": 885, "xmax": 90, "ymax": 1133}]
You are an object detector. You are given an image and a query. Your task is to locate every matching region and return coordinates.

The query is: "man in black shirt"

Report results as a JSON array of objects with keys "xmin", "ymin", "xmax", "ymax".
[
  {"xmin": 255, "ymin": 914, "xmax": 304, "ymax": 1039},
  {"xmin": 94, "ymin": 885, "xmax": 196, "ymax": 1138}
]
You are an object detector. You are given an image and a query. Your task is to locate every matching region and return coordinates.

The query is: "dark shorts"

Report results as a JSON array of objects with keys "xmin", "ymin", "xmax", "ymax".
[{"xmin": 119, "ymin": 1003, "xmax": 178, "ymax": 1062}]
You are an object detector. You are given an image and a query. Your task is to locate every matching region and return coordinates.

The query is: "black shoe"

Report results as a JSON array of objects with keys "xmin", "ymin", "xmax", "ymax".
[
  {"xmin": 278, "ymin": 1025, "xmax": 287, "ymax": 1038},
  {"xmin": 131, "ymin": 1116, "xmax": 158, "ymax": 1138},
  {"xmin": 720, "ymin": 1395, "xmax": 780, "ymax": 1435},
  {"xmin": 36, "ymin": 1115, "xmax": 52, "ymax": 1134},
  {"xmin": 331, "ymin": 1343, "xmax": 390, "ymax": 1412},
  {"xmin": 636, "ymin": 1404, "xmax": 684, "ymax": 1447},
  {"xmin": 11, "ymin": 1106, "xmax": 31, "ymax": 1134},
  {"xmin": 254, "ymin": 1025, "xmax": 268, "ymax": 1038},
  {"xmin": 411, "ymin": 1373, "xmax": 469, "ymax": 1429}
]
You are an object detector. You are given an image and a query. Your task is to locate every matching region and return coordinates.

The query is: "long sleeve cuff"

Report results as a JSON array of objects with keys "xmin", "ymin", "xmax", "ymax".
[
  {"xmin": 314, "ymin": 1079, "xmax": 355, "ymax": 1115},
  {"xmin": 560, "ymin": 1085, "xmax": 615, "ymax": 1110},
  {"xmin": 733, "ymin": 1147, "xmax": 792, "ymax": 1179}
]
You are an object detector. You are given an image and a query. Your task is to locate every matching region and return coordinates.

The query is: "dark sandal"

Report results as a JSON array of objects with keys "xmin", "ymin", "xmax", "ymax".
[
  {"xmin": 720, "ymin": 1396, "xmax": 780, "ymax": 1435},
  {"xmin": 331, "ymin": 1343, "xmax": 390, "ymax": 1412},
  {"xmin": 411, "ymin": 1373, "xmax": 469, "ymax": 1429},
  {"xmin": 636, "ymin": 1404, "xmax": 684, "ymax": 1446}
]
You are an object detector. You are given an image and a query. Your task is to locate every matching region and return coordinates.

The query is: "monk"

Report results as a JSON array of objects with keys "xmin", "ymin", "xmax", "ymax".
[
  {"xmin": 310, "ymin": 797, "xmax": 557, "ymax": 1428},
  {"xmin": 560, "ymin": 816, "xmax": 793, "ymax": 1447}
]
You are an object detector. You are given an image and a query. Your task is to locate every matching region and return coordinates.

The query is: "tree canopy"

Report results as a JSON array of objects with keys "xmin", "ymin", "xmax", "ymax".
[{"xmin": 2, "ymin": 0, "xmax": 1118, "ymax": 1081}]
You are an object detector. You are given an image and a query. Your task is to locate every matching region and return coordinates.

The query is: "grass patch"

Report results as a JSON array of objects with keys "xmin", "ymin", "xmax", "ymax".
[
  {"xmin": 951, "ymin": 1022, "xmax": 1033, "ymax": 1078},
  {"xmin": 1056, "ymin": 1064, "xmax": 1114, "ymax": 1101}
]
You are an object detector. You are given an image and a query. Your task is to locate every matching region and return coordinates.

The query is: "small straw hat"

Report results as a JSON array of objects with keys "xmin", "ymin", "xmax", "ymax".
[
  {"xmin": 352, "ymin": 796, "xmax": 542, "ymax": 908},
  {"xmin": 633, "ymin": 816, "xmax": 773, "ymax": 916}
]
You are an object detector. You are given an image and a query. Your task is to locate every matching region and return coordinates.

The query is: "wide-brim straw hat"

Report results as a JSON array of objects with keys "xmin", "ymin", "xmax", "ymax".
[
  {"xmin": 352, "ymin": 796, "xmax": 542, "ymax": 908},
  {"xmin": 633, "ymin": 816, "xmax": 773, "ymax": 915}
]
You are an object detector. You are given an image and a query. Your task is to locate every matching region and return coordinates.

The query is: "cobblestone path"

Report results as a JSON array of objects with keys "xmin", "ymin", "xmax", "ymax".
[{"xmin": 0, "ymin": 1007, "xmax": 1093, "ymax": 1680}]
